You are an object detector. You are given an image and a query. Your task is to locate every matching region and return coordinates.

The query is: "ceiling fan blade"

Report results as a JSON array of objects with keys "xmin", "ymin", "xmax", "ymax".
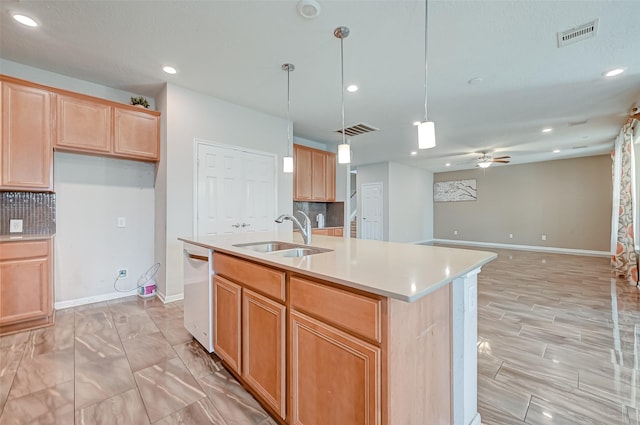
[
  {"xmin": 492, "ymin": 155, "xmax": 511, "ymax": 160},
  {"xmin": 492, "ymin": 160, "xmax": 510, "ymax": 163}
]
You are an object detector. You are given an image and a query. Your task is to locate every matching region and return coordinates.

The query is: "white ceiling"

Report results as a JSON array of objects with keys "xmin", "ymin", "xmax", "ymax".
[{"xmin": 1, "ymin": 0, "xmax": 639, "ymax": 172}]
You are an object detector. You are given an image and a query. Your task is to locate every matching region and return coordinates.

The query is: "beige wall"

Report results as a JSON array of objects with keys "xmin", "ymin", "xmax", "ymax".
[{"xmin": 434, "ymin": 155, "xmax": 612, "ymax": 252}]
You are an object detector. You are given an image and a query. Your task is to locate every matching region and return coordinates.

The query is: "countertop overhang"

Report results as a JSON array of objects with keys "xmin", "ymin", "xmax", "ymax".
[{"xmin": 179, "ymin": 232, "xmax": 496, "ymax": 302}]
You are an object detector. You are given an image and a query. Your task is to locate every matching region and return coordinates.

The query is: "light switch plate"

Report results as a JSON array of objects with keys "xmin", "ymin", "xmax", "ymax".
[
  {"xmin": 10, "ymin": 219, "xmax": 23, "ymax": 233},
  {"xmin": 117, "ymin": 217, "xmax": 126, "ymax": 228}
]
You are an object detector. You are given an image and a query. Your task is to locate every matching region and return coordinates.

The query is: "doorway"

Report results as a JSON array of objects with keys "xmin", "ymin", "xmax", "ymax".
[{"xmin": 360, "ymin": 182, "xmax": 383, "ymax": 240}]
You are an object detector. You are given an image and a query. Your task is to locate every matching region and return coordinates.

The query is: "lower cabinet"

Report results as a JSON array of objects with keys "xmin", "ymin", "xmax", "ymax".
[
  {"xmin": 213, "ymin": 275, "xmax": 242, "ymax": 374},
  {"xmin": 312, "ymin": 227, "xmax": 343, "ymax": 237},
  {"xmin": 243, "ymin": 289, "xmax": 286, "ymax": 419},
  {"xmin": 290, "ymin": 311, "xmax": 381, "ymax": 425},
  {"xmin": 0, "ymin": 239, "xmax": 54, "ymax": 334}
]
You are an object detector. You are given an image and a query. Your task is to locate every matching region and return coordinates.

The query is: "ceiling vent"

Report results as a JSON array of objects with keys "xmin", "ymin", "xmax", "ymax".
[
  {"xmin": 557, "ymin": 19, "xmax": 598, "ymax": 48},
  {"xmin": 335, "ymin": 123, "xmax": 379, "ymax": 137},
  {"xmin": 568, "ymin": 120, "xmax": 588, "ymax": 127}
]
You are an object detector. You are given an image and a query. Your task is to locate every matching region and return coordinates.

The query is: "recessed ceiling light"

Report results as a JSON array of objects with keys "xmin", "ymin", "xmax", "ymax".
[
  {"xmin": 445, "ymin": 163, "xmax": 451, "ymax": 167},
  {"xmin": 13, "ymin": 14, "xmax": 38, "ymax": 27},
  {"xmin": 541, "ymin": 127, "xmax": 553, "ymax": 133},
  {"xmin": 162, "ymin": 66, "xmax": 177, "ymax": 75},
  {"xmin": 413, "ymin": 121, "xmax": 421, "ymax": 126},
  {"xmin": 347, "ymin": 84, "xmax": 358, "ymax": 93},
  {"xmin": 553, "ymin": 149, "xmax": 560, "ymax": 153},
  {"xmin": 297, "ymin": 0, "xmax": 321, "ymax": 19},
  {"xmin": 603, "ymin": 68, "xmax": 625, "ymax": 77},
  {"xmin": 410, "ymin": 151, "xmax": 417, "ymax": 156}
]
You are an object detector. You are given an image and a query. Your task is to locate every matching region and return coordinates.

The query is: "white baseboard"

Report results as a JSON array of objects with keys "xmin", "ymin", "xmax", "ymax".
[
  {"xmin": 430, "ymin": 239, "xmax": 609, "ymax": 257},
  {"xmin": 55, "ymin": 290, "xmax": 138, "ymax": 310},
  {"xmin": 156, "ymin": 290, "xmax": 184, "ymax": 304}
]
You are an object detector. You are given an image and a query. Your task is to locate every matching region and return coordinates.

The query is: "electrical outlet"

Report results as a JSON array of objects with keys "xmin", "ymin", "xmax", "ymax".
[
  {"xmin": 541, "ymin": 234, "xmax": 547, "ymax": 241},
  {"xmin": 117, "ymin": 217, "xmax": 126, "ymax": 228},
  {"xmin": 9, "ymin": 219, "xmax": 23, "ymax": 233},
  {"xmin": 118, "ymin": 269, "xmax": 128, "ymax": 278},
  {"xmin": 509, "ymin": 233, "xmax": 513, "ymax": 239},
  {"xmin": 453, "ymin": 230, "xmax": 458, "ymax": 235}
]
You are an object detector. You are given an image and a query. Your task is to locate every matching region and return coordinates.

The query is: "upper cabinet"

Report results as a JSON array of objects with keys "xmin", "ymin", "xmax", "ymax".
[
  {"xmin": 293, "ymin": 144, "xmax": 336, "ymax": 202},
  {"xmin": 0, "ymin": 78, "xmax": 53, "ymax": 191},
  {"xmin": 55, "ymin": 90, "xmax": 159, "ymax": 162},
  {"xmin": 0, "ymin": 75, "xmax": 160, "ymax": 192},
  {"xmin": 113, "ymin": 106, "xmax": 159, "ymax": 160}
]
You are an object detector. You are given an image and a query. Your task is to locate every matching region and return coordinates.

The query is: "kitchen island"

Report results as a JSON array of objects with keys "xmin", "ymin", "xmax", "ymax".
[{"xmin": 179, "ymin": 232, "xmax": 496, "ymax": 425}]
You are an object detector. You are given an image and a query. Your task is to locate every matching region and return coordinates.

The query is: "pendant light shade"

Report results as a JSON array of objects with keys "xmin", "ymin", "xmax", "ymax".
[
  {"xmin": 282, "ymin": 63, "xmax": 295, "ymax": 173},
  {"xmin": 418, "ymin": 121, "xmax": 436, "ymax": 149},
  {"xmin": 338, "ymin": 142, "xmax": 351, "ymax": 164},
  {"xmin": 335, "ymin": 26, "xmax": 351, "ymax": 164},
  {"xmin": 418, "ymin": 0, "xmax": 436, "ymax": 149}
]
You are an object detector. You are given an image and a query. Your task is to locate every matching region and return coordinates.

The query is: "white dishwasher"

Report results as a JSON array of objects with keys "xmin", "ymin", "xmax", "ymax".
[{"xmin": 183, "ymin": 242, "xmax": 214, "ymax": 353}]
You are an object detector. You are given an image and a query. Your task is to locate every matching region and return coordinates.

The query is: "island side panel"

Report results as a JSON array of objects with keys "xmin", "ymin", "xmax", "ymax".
[{"xmin": 387, "ymin": 283, "xmax": 452, "ymax": 425}]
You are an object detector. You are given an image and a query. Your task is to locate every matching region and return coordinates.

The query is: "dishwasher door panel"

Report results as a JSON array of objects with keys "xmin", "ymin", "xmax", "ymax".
[{"xmin": 183, "ymin": 243, "xmax": 214, "ymax": 352}]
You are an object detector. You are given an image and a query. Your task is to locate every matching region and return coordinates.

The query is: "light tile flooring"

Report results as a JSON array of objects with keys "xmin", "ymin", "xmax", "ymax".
[
  {"xmin": 1, "ymin": 247, "xmax": 639, "ymax": 424},
  {"xmin": 0, "ymin": 297, "xmax": 276, "ymax": 425},
  {"xmin": 474, "ymin": 247, "xmax": 640, "ymax": 425}
]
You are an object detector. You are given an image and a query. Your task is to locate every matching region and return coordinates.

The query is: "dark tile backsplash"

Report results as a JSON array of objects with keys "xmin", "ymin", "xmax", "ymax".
[
  {"xmin": 0, "ymin": 192, "xmax": 56, "ymax": 235},
  {"xmin": 293, "ymin": 201, "xmax": 344, "ymax": 228}
]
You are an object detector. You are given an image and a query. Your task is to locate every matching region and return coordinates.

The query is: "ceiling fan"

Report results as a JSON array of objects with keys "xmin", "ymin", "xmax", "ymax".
[{"xmin": 476, "ymin": 153, "xmax": 511, "ymax": 168}]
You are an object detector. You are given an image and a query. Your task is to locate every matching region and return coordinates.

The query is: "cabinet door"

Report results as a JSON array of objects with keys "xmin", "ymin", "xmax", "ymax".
[
  {"xmin": 325, "ymin": 152, "xmax": 336, "ymax": 201},
  {"xmin": 56, "ymin": 94, "xmax": 111, "ymax": 153},
  {"xmin": 213, "ymin": 275, "xmax": 242, "ymax": 374},
  {"xmin": 333, "ymin": 227, "xmax": 344, "ymax": 237},
  {"xmin": 1, "ymin": 80, "xmax": 52, "ymax": 190},
  {"xmin": 242, "ymin": 289, "xmax": 286, "ymax": 419},
  {"xmin": 290, "ymin": 311, "xmax": 381, "ymax": 425},
  {"xmin": 294, "ymin": 145, "xmax": 312, "ymax": 200},
  {"xmin": 311, "ymin": 150, "xmax": 327, "ymax": 201},
  {"xmin": 113, "ymin": 107, "xmax": 159, "ymax": 161},
  {"xmin": 0, "ymin": 257, "xmax": 50, "ymax": 325}
]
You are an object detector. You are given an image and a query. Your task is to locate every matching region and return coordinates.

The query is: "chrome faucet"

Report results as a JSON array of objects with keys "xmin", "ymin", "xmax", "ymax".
[{"xmin": 275, "ymin": 211, "xmax": 312, "ymax": 245}]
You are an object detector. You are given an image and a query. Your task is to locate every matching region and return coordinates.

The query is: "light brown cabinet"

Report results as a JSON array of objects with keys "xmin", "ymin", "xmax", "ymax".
[
  {"xmin": 213, "ymin": 252, "xmax": 287, "ymax": 419},
  {"xmin": 0, "ymin": 78, "xmax": 53, "ymax": 191},
  {"xmin": 294, "ymin": 144, "xmax": 336, "ymax": 202},
  {"xmin": 213, "ymin": 275, "xmax": 242, "ymax": 374},
  {"xmin": 56, "ymin": 93, "xmax": 112, "ymax": 153},
  {"xmin": 312, "ymin": 227, "xmax": 343, "ymax": 237},
  {"xmin": 113, "ymin": 106, "xmax": 159, "ymax": 160},
  {"xmin": 0, "ymin": 239, "xmax": 54, "ymax": 335}
]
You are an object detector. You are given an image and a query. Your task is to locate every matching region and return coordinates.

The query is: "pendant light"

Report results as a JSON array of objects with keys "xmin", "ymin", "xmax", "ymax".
[
  {"xmin": 418, "ymin": 0, "xmax": 436, "ymax": 149},
  {"xmin": 282, "ymin": 63, "xmax": 295, "ymax": 173},
  {"xmin": 335, "ymin": 26, "xmax": 351, "ymax": 164}
]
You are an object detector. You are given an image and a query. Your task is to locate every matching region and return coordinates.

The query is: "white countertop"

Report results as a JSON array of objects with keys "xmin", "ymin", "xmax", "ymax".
[
  {"xmin": 179, "ymin": 232, "xmax": 496, "ymax": 302},
  {"xmin": 0, "ymin": 234, "xmax": 55, "ymax": 242}
]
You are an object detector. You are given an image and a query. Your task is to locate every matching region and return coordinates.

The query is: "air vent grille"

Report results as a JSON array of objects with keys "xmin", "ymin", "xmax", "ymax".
[
  {"xmin": 568, "ymin": 120, "xmax": 588, "ymax": 127},
  {"xmin": 557, "ymin": 19, "xmax": 598, "ymax": 47},
  {"xmin": 335, "ymin": 123, "xmax": 379, "ymax": 137}
]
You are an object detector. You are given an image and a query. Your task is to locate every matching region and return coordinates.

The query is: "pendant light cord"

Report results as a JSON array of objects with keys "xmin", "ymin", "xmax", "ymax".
[
  {"xmin": 340, "ymin": 35, "xmax": 346, "ymax": 146},
  {"xmin": 423, "ymin": 0, "xmax": 429, "ymax": 122},
  {"xmin": 287, "ymin": 66, "xmax": 292, "ymax": 156}
]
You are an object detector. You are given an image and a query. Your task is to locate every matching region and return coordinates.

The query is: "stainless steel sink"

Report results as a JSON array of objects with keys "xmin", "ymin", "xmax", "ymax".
[
  {"xmin": 233, "ymin": 241, "xmax": 301, "ymax": 253},
  {"xmin": 268, "ymin": 247, "xmax": 332, "ymax": 258},
  {"xmin": 233, "ymin": 241, "xmax": 332, "ymax": 257}
]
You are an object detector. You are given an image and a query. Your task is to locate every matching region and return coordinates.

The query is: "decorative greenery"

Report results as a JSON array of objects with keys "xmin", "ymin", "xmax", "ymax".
[{"xmin": 130, "ymin": 96, "xmax": 150, "ymax": 108}]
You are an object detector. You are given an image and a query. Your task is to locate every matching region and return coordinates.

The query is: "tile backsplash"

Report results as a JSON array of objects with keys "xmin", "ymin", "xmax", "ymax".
[
  {"xmin": 293, "ymin": 201, "xmax": 344, "ymax": 228},
  {"xmin": 0, "ymin": 192, "xmax": 56, "ymax": 235}
]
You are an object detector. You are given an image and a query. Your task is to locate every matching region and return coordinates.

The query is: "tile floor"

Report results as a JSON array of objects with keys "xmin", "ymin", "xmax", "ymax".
[
  {"xmin": 1, "ymin": 247, "xmax": 639, "ymax": 424},
  {"xmin": 0, "ymin": 297, "xmax": 276, "ymax": 425},
  {"xmin": 474, "ymin": 247, "xmax": 640, "ymax": 425}
]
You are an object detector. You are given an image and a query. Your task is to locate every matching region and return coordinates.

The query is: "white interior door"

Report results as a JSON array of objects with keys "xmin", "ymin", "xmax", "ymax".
[
  {"xmin": 360, "ymin": 182, "xmax": 383, "ymax": 240},
  {"xmin": 196, "ymin": 141, "xmax": 276, "ymax": 236}
]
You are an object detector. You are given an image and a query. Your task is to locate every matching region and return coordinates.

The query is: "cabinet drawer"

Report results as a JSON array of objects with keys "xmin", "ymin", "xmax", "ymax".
[
  {"xmin": 0, "ymin": 240, "xmax": 50, "ymax": 261},
  {"xmin": 213, "ymin": 252, "xmax": 285, "ymax": 302},
  {"xmin": 290, "ymin": 276, "xmax": 382, "ymax": 343}
]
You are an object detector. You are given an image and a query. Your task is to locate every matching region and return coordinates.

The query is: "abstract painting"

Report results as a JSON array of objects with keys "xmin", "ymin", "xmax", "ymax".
[{"xmin": 434, "ymin": 179, "xmax": 477, "ymax": 202}]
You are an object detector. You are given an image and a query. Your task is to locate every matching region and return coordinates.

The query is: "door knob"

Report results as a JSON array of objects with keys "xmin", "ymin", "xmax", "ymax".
[
  {"xmin": 231, "ymin": 223, "xmax": 241, "ymax": 228},
  {"xmin": 241, "ymin": 223, "xmax": 251, "ymax": 227}
]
